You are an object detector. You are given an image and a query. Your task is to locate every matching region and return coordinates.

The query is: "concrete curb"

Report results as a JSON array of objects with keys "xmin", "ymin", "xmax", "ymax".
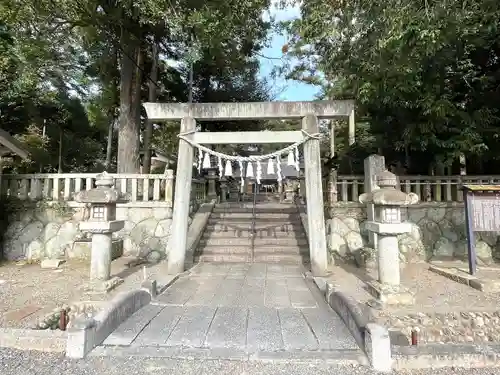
[
  {"xmin": 323, "ymin": 281, "xmax": 392, "ymax": 372},
  {"xmin": 184, "ymin": 200, "xmax": 216, "ymax": 269},
  {"xmin": 428, "ymin": 264, "xmax": 500, "ymax": 292},
  {"xmin": 66, "ymin": 289, "xmax": 151, "ymax": 358},
  {"xmin": 392, "ymin": 343, "xmax": 500, "ymax": 369},
  {"xmin": 0, "ymin": 328, "xmax": 67, "ymax": 352},
  {"xmin": 294, "ymin": 199, "xmax": 309, "ymax": 240},
  {"xmin": 429, "ymin": 265, "xmax": 476, "ymax": 287}
]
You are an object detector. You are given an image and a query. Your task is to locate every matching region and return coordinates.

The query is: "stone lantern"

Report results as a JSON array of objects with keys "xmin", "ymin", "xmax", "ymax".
[
  {"xmin": 206, "ymin": 168, "xmax": 218, "ymax": 200},
  {"xmin": 359, "ymin": 170, "xmax": 419, "ymax": 305},
  {"xmin": 283, "ymin": 180, "xmax": 296, "ymax": 202},
  {"xmin": 75, "ymin": 172, "xmax": 125, "ymax": 292}
]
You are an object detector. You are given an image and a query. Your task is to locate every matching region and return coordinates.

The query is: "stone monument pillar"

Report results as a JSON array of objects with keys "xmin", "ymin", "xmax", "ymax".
[
  {"xmin": 298, "ymin": 167, "xmax": 306, "ymax": 202},
  {"xmin": 283, "ymin": 180, "xmax": 295, "ymax": 202},
  {"xmin": 75, "ymin": 172, "xmax": 125, "ymax": 292},
  {"xmin": 359, "ymin": 170, "xmax": 419, "ymax": 305},
  {"xmin": 206, "ymin": 169, "xmax": 217, "ymax": 199},
  {"xmin": 220, "ymin": 177, "xmax": 228, "ymax": 202}
]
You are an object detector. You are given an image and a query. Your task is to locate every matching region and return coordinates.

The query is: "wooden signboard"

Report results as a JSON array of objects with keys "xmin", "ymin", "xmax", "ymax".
[{"xmin": 463, "ymin": 185, "xmax": 500, "ymax": 275}]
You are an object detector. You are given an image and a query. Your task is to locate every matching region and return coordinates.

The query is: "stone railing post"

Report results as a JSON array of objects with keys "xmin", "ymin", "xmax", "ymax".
[
  {"xmin": 328, "ymin": 169, "xmax": 338, "ymax": 205},
  {"xmin": 363, "ymin": 155, "xmax": 386, "ymax": 249},
  {"xmin": 164, "ymin": 169, "xmax": 174, "ymax": 203}
]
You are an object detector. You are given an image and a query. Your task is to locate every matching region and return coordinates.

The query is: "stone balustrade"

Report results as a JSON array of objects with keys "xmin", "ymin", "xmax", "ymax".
[
  {"xmin": 0, "ymin": 171, "xmax": 208, "ymax": 263},
  {"xmin": 0, "ymin": 172, "xmax": 207, "ymax": 205},
  {"xmin": 323, "ymin": 175, "xmax": 500, "ymax": 202}
]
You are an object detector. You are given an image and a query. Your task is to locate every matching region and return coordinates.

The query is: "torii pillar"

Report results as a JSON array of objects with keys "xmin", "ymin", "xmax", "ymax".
[{"xmin": 303, "ymin": 114, "xmax": 328, "ymax": 276}]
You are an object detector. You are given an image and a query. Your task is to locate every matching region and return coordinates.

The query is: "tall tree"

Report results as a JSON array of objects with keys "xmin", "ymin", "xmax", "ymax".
[{"xmin": 283, "ymin": 0, "xmax": 500, "ymax": 173}]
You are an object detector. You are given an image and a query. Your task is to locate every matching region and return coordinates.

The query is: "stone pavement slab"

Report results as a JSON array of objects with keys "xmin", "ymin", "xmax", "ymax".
[
  {"xmin": 246, "ymin": 307, "xmax": 283, "ymax": 351},
  {"xmin": 279, "ymin": 308, "xmax": 319, "ymax": 350},
  {"xmin": 205, "ymin": 307, "xmax": 248, "ymax": 349},
  {"xmin": 133, "ymin": 306, "xmax": 184, "ymax": 346},
  {"xmin": 103, "ymin": 304, "xmax": 164, "ymax": 346},
  {"xmin": 98, "ymin": 263, "xmax": 362, "ymax": 362},
  {"xmin": 166, "ymin": 306, "xmax": 216, "ymax": 347}
]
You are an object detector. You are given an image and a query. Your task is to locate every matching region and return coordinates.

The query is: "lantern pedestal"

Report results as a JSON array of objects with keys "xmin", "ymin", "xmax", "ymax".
[
  {"xmin": 364, "ymin": 221, "xmax": 415, "ymax": 306},
  {"xmin": 366, "ymin": 281, "xmax": 415, "ymax": 307}
]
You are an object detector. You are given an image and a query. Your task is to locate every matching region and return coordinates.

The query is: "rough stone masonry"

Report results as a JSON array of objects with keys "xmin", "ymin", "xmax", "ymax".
[
  {"xmin": 3, "ymin": 199, "xmax": 499, "ymax": 265},
  {"xmin": 1, "ymin": 202, "xmax": 183, "ymax": 263},
  {"xmin": 325, "ymin": 202, "xmax": 499, "ymax": 264}
]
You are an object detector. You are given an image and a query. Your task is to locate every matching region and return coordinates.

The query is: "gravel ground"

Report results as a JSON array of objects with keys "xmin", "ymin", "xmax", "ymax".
[
  {"xmin": 0, "ymin": 258, "xmax": 169, "ymax": 328},
  {"xmin": 1, "ymin": 348, "xmax": 500, "ymax": 375},
  {"xmin": 329, "ymin": 263, "xmax": 500, "ymax": 314}
]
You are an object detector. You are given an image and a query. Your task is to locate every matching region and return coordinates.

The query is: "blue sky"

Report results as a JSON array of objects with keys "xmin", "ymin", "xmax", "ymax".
[{"xmin": 259, "ymin": 5, "xmax": 320, "ymax": 101}]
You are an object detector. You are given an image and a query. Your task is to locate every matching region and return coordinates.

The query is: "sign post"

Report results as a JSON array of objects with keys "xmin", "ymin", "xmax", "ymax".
[{"xmin": 462, "ymin": 185, "xmax": 500, "ymax": 275}]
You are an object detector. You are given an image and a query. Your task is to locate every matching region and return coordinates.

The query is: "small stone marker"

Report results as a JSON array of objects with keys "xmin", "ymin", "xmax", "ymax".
[
  {"xmin": 41, "ymin": 259, "xmax": 65, "ymax": 269},
  {"xmin": 141, "ymin": 279, "xmax": 157, "ymax": 298}
]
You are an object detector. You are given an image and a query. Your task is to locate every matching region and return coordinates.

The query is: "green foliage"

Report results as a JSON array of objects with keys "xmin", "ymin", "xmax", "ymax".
[
  {"xmin": 283, "ymin": 0, "xmax": 500, "ymax": 173},
  {"xmin": 0, "ymin": 0, "xmax": 273, "ymax": 173}
]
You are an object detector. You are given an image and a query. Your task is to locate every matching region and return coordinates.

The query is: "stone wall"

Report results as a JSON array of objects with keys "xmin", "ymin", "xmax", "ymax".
[
  {"xmin": 1, "ymin": 201, "xmax": 193, "ymax": 263},
  {"xmin": 326, "ymin": 202, "xmax": 499, "ymax": 264}
]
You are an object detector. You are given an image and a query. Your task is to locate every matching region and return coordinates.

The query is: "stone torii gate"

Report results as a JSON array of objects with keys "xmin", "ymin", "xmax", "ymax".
[{"xmin": 143, "ymin": 101, "xmax": 355, "ymax": 276}]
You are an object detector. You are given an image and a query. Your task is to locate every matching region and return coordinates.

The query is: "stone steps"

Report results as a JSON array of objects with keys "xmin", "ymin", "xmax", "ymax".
[
  {"xmin": 212, "ymin": 206, "xmax": 297, "ymax": 214},
  {"xmin": 195, "ymin": 243, "xmax": 309, "ymax": 264},
  {"xmin": 203, "ymin": 229, "xmax": 307, "ymax": 238},
  {"xmin": 199, "ymin": 237, "xmax": 309, "ymax": 246},
  {"xmin": 207, "ymin": 217, "xmax": 302, "ymax": 225},
  {"xmin": 197, "ymin": 203, "xmax": 308, "ymax": 264},
  {"xmin": 211, "ymin": 212, "xmax": 299, "ymax": 219},
  {"xmin": 205, "ymin": 222, "xmax": 303, "ymax": 231},
  {"xmin": 196, "ymin": 245, "xmax": 308, "ymax": 255},
  {"xmin": 195, "ymin": 253, "xmax": 308, "ymax": 264}
]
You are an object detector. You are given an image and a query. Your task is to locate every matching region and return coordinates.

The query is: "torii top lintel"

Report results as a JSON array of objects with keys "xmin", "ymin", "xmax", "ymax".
[{"xmin": 143, "ymin": 100, "xmax": 355, "ymax": 121}]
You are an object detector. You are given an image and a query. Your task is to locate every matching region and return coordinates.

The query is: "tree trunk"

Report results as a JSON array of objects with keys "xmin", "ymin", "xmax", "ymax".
[
  {"xmin": 58, "ymin": 128, "xmax": 63, "ymax": 173},
  {"xmin": 104, "ymin": 114, "xmax": 114, "ymax": 171},
  {"xmin": 105, "ymin": 48, "xmax": 118, "ymax": 172},
  {"xmin": 117, "ymin": 32, "xmax": 142, "ymax": 174},
  {"xmin": 142, "ymin": 41, "xmax": 159, "ymax": 174}
]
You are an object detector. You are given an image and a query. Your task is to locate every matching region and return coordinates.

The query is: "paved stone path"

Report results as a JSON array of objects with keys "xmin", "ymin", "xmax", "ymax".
[{"xmin": 93, "ymin": 263, "xmax": 365, "ymax": 364}]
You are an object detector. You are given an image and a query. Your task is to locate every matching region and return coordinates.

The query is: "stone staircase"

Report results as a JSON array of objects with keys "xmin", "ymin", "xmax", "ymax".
[{"xmin": 195, "ymin": 202, "xmax": 310, "ymax": 264}]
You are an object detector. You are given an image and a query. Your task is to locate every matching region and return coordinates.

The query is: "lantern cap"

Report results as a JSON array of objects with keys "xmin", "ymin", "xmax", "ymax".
[{"xmin": 359, "ymin": 170, "xmax": 419, "ymax": 206}]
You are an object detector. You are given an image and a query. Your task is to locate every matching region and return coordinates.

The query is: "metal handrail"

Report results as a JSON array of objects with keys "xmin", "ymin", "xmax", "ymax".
[{"xmin": 250, "ymin": 182, "xmax": 258, "ymax": 261}]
